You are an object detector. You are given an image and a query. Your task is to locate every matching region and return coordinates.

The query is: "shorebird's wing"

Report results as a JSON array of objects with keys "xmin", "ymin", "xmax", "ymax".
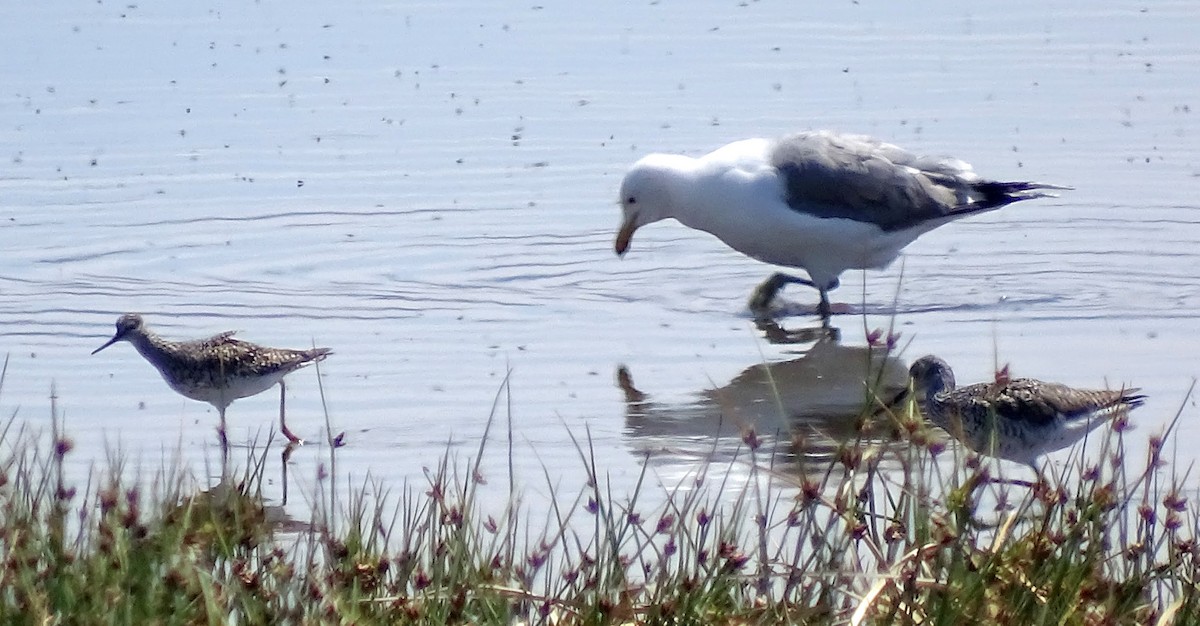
[
  {"xmin": 769, "ymin": 130, "xmax": 1058, "ymax": 231},
  {"xmin": 989, "ymin": 379, "xmax": 1144, "ymax": 426},
  {"xmin": 183, "ymin": 341, "xmax": 327, "ymax": 379},
  {"xmin": 194, "ymin": 330, "xmax": 239, "ymax": 349}
]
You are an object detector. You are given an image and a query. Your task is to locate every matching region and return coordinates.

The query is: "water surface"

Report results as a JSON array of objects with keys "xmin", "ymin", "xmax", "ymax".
[{"xmin": 2, "ymin": 0, "xmax": 1198, "ymax": 516}]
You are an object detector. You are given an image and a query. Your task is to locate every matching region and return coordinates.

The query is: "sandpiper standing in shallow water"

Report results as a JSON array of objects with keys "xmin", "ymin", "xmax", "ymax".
[
  {"xmin": 908, "ymin": 355, "xmax": 1144, "ymax": 471},
  {"xmin": 614, "ymin": 130, "xmax": 1067, "ymax": 320},
  {"xmin": 92, "ymin": 313, "xmax": 331, "ymax": 450}
]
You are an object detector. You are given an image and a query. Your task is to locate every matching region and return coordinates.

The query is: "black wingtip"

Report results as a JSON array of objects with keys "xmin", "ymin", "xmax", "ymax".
[{"xmin": 971, "ymin": 180, "xmax": 1069, "ymax": 209}]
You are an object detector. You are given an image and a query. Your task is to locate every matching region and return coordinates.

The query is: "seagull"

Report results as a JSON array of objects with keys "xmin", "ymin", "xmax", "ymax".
[
  {"xmin": 907, "ymin": 355, "xmax": 1144, "ymax": 471},
  {"xmin": 614, "ymin": 130, "xmax": 1066, "ymax": 318}
]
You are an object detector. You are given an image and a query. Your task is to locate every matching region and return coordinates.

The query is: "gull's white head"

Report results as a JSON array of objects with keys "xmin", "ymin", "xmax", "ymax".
[{"xmin": 614, "ymin": 154, "xmax": 690, "ymax": 257}]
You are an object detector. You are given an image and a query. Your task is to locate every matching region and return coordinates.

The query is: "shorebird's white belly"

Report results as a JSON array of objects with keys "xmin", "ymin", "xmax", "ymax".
[{"xmin": 162, "ymin": 371, "xmax": 289, "ymax": 409}]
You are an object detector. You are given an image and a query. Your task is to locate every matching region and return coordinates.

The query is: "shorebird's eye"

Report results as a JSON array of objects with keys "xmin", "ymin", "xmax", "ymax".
[{"xmin": 626, "ymin": 196, "xmax": 636, "ymax": 205}]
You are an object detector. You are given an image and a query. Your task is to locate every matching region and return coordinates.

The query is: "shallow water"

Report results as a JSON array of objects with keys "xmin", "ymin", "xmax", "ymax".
[{"xmin": 2, "ymin": 0, "xmax": 1199, "ymax": 518}]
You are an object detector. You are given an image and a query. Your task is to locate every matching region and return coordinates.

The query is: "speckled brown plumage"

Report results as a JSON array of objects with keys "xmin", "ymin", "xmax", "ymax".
[
  {"xmin": 908, "ymin": 355, "xmax": 1144, "ymax": 469},
  {"xmin": 93, "ymin": 313, "xmax": 330, "ymax": 444}
]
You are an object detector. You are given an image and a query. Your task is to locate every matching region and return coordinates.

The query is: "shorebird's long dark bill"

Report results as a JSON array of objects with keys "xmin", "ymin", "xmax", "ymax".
[{"xmin": 91, "ymin": 334, "xmax": 122, "ymax": 355}]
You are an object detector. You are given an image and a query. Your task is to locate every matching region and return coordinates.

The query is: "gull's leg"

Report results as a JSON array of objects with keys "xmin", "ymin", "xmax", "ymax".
[
  {"xmin": 279, "ymin": 380, "xmax": 304, "ymax": 445},
  {"xmin": 748, "ymin": 273, "xmax": 817, "ymax": 313},
  {"xmin": 817, "ymin": 289, "xmax": 832, "ymax": 321},
  {"xmin": 817, "ymin": 278, "xmax": 843, "ymax": 322}
]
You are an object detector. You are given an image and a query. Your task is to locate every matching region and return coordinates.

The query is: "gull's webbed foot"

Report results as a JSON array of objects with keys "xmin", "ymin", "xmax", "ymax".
[{"xmin": 748, "ymin": 273, "xmax": 817, "ymax": 313}]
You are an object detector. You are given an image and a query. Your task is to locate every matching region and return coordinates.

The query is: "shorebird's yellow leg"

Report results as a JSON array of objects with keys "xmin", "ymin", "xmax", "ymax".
[
  {"xmin": 279, "ymin": 381, "xmax": 304, "ymax": 445},
  {"xmin": 217, "ymin": 406, "xmax": 229, "ymax": 471}
]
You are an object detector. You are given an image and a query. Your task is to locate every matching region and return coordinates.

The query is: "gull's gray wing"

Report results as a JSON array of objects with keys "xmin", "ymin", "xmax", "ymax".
[{"xmin": 770, "ymin": 131, "xmax": 1051, "ymax": 231}]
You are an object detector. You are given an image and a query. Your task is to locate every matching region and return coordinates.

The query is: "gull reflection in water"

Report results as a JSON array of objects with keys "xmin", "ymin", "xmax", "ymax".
[{"xmin": 617, "ymin": 319, "xmax": 912, "ymax": 477}]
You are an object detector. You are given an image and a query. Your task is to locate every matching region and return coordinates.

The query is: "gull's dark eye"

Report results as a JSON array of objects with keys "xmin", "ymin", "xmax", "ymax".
[{"xmin": 626, "ymin": 196, "xmax": 637, "ymax": 205}]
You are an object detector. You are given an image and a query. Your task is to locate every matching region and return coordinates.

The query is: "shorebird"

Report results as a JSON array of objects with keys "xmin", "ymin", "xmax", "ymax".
[
  {"xmin": 613, "ymin": 130, "xmax": 1066, "ymax": 319},
  {"xmin": 907, "ymin": 355, "xmax": 1144, "ymax": 470},
  {"xmin": 92, "ymin": 313, "xmax": 331, "ymax": 446}
]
